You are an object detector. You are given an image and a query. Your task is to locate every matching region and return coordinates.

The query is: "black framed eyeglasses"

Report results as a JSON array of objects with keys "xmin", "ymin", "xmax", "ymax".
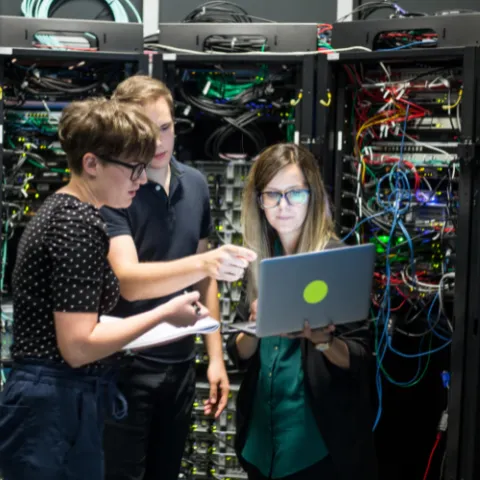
[
  {"xmin": 259, "ymin": 189, "xmax": 310, "ymax": 209},
  {"xmin": 101, "ymin": 157, "xmax": 149, "ymax": 182}
]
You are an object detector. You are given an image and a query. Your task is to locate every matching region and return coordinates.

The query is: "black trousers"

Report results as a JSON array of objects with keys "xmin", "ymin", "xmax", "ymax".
[
  {"xmin": 103, "ymin": 356, "xmax": 196, "ymax": 480},
  {"xmin": 245, "ymin": 456, "xmax": 339, "ymax": 480}
]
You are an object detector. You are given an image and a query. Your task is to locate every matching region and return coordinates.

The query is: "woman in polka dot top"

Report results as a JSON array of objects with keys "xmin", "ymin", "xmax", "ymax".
[{"xmin": 0, "ymin": 98, "xmax": 209, "ymax": 480}]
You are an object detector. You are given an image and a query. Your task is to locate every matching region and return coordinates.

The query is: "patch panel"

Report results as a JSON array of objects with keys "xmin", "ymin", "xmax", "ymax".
[{"xmin": 181, "ymin": 382, "xmax": 243, "ymax": 479}]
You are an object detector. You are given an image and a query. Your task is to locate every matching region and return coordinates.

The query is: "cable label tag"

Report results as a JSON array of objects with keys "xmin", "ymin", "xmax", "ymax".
[{"xmin": 162, "ymin": 53, "xmax": 177, "ymax": 61}]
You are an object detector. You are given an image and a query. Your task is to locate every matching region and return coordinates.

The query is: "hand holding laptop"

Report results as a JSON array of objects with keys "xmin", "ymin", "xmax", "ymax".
[{"xmin": 284, "ymin": 321, "xmax": 335, "ymax": 343}]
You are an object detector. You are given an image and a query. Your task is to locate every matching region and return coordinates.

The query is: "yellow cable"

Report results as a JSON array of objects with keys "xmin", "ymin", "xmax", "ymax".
[
  {"xmin": 320, "ymin": 90, "xmax": 332, "ymax": 107},
  {"xmin": 290, "ymin": 90, "xmax": 303, "ymax": 106},
  {"xmin": 356, "ymin": 113, "xmax": 403, "ymax": 183},
  {"xmin": 442, "ymin": 89, "xmax": 463, "ymax": 110}
]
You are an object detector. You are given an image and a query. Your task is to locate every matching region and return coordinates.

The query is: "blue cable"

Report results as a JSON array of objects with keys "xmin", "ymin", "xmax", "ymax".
[
  {"xmin": 386, "ymin": 336, "xmax": 451, "ymax": 358},
  {"xmin": 377, "ymin": 41, "xmax": 437, "ymax": 52},
  {"xmin": 427, "ymin": 293, "xmax": 452, "ymax": 342},
  {"xmin": 341, "ymin": 211, "xmax": 389, "ymax": 243},
  {"xmin": 373, "ymin": 183, "xmax": 401, "ymax": 431},
  {"xmin": 347, "ymin": 102, "xmax": 449, "ymax": 429},
  {"xmin": 384, "ymin": 337, "xmax": 427, "ymax": 388},
  {"xmin": 372, "ymin": 104, "xmax": 439, "ymax": 428}
]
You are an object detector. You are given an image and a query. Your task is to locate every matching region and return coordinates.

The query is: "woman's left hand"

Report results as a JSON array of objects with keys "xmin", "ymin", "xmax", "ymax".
[{"xmin": 285, "ymin": 321, "xmax": 335, "ymax": 345}]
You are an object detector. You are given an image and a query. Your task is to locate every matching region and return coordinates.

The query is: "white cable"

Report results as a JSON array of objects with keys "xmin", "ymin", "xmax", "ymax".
[
  {"xmin": 421, "ymin": 177, "xmax": 433, "ymax": 192},
  {"xmin": 456, "ymin": 102, "xmax": 462, "ymax": 132},
  {"xmin": 144, "ymin": 43, "xmax": 373, "ymax": 55},
  {"xmin": 399, "ymin": 129, "xmax": 455, "ymax": 160},
  {"xmin": 439, "ymin": 272, "xmax": 455, "ymax": 332},
  {"xmin": 401, "ymin": 270, "xmax": 439, "ymax": 293},
  {"xmin": 354, "ymin": 161, "xmax": 362, "ymax": 244}
]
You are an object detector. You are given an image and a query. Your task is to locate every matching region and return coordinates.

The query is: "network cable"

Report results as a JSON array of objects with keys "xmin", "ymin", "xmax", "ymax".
[
  {"xmin": 21, "ymin": 0, "xmax": 142, "ymax": 48},
  {"xmin": 339, "ymin": 62, "xmax": 458, "ymax": 430},
  {"xmin": 182, "ymin": 1, "xmax": 273, "ymax": 24}
]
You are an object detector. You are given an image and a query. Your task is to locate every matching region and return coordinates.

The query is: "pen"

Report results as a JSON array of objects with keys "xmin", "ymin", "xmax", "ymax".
[{"xmin": 184, "ymin": 290, "xmax": 201, "ymax": 315}]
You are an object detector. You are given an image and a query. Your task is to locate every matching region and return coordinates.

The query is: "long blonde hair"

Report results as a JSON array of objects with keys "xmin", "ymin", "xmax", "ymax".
[{"xmin": 241, "ymin": 143, "xmax": 337, "ymax": 301}]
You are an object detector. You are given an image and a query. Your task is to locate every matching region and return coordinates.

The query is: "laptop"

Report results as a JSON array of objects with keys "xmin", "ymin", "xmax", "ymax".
[{"xmin": 231, "ymin": 243, "xmax": 375, "ymax": 337}]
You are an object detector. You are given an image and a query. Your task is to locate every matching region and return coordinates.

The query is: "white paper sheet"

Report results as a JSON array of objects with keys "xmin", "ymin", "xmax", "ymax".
[{"xmin": 100, "ymin": 315, "xmax": 220, "ymax": 351}]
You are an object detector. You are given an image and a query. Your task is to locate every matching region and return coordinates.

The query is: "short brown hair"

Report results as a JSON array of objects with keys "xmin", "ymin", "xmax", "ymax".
[
  {"xmin": 112, "ymin": 75, "xmax": 174, "ymax": 117},
  {"xmin": 58, "ymin": 97, "xmax": 158, "ymax": 175}
]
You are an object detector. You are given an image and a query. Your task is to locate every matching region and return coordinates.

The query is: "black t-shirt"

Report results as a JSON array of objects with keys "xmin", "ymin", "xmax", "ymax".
[
  {"xmin": 100, "ymin": 159, "xmax": 212, "ymax": 363},
  {"xmin": 11, "ymin": 193, "xmax": 119, "ymax": 364}
]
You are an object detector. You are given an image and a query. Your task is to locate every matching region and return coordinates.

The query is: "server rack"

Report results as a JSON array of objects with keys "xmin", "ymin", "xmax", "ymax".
[
  {"xmin": 322, "ymin": 46, "xmax": 475, "ymax": 480},
  {"xmin": 154, "ymin": 52, "xmax": 316, "ymax": 152},
  {"xmin": 151, "ymin": 51, "xmax": 319, "ymax": 480}
]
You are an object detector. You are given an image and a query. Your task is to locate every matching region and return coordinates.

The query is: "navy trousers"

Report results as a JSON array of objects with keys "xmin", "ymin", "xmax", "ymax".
[{"xmin": 0, "ymin": 360, "xmax": 126, "ymax": 480}]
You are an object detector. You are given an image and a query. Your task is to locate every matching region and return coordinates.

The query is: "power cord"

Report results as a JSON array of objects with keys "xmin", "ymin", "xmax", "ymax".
[{"xmin": 182, "ymin": 1, "xmax": 264, "ymax": 23}]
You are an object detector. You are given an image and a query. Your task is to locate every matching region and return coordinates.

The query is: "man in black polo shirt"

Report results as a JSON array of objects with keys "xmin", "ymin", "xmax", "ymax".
[{"xmin": 101, "ymin": 76, "xmax": 256, "ymax": 480}]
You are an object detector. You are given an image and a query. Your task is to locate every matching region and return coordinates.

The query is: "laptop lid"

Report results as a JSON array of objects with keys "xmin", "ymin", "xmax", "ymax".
[{"xmin": 255, "ymin": 243, "xmax": 375, "ymax": 337}]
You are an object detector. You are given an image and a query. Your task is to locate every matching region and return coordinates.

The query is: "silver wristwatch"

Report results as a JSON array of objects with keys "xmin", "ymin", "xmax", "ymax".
[{"xmin": 314, "ymin": 337, "xmax": 333, "ymax": 352}]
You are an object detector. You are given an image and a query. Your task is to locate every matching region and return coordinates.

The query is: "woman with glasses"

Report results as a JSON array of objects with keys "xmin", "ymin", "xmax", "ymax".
[
  {"xmin": 0, "ymin": 98, "xmax": 208, "ymax": 480},
  {"xmin": 227, "ymin": 143, "xmax": 377, "ymax": 480}
]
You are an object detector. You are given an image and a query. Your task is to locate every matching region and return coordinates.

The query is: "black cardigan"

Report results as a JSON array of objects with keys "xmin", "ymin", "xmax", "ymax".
[{"xmin": 226, "ymin": 249, "xmax": 378, "ymax": 480}]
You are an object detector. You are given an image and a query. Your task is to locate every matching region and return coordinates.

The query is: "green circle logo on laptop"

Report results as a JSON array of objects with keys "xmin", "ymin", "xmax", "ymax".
[{"xmin": 303, "ymin": 280, "xmax": 328, "ymax": 304}]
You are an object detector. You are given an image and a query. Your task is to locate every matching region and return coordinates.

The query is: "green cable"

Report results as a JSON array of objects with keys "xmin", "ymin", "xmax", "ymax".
[
  {"xmin": 286, "ymin": 107, "xmax": 295, "ymax": 143},
  {"xmin": 318, "ymin": 42, "xmax": 334, "ymax": 50},
  {"xmin": 373, "ymin": 311, "xmax": 433, "ymax": 388},
  {"xmin": 201, "ymin": 67, "xmax": 267, "ymax": 100},
  {"xmin": 365, "ymin": 164, "xmax": 378, "ymax": 181},
  {"xmin": 201, "ymin": 45, "xmax": 269, "ymax": 100},
  {"xmin": 27, "ymin": 158, "xmax": 45, "ymax": 169},
  {"xmin": 27, "ymin": 158, "xmax": 69, "ymax": 174}
]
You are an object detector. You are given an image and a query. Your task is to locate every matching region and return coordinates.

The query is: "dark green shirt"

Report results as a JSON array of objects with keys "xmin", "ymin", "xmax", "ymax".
[
  {"xmin": 242, "ymin": 336, "xmax": 329, "ymax": 478},
  {"xmin": 242, "ymin": 239, "xmax": 328, "ymax": 477}
]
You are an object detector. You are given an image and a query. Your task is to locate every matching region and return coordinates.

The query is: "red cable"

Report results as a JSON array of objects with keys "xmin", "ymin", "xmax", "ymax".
[{"xmin": 423, "ymin": 432, "xmax": 442, "ymax": 480}]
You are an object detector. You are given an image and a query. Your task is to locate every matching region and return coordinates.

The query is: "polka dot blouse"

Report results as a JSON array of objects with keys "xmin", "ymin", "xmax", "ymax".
[{"xmin": 11, "ymin": 193, "xmax": 120, "ymax": 364}]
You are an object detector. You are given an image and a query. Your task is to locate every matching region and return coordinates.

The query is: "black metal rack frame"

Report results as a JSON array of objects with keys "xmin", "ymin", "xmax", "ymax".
[
  {"xmin": 0, "ymin": 15, "xmax": 144, "ymax": 53},
  {"xmin": 321, "ymin": 46, "xmax": 478, "ymax": 480},
  {"xmin": 448, "ymin": 46, "xmax": 480, "ymax": 480},
  {"xmin": 155, "ymin": 23, "xmax": 318, "ymax": 53},
  {"xmin": 315, "ymin": 54, "xmax": 336, "ymax": 192},
  {"xmin": 152, "ymin": 52, "xmax": 316, "ymax": 155},
  {"xmin": 331, "ymin": 14, "xmax": 480, "ymax": 50}
]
